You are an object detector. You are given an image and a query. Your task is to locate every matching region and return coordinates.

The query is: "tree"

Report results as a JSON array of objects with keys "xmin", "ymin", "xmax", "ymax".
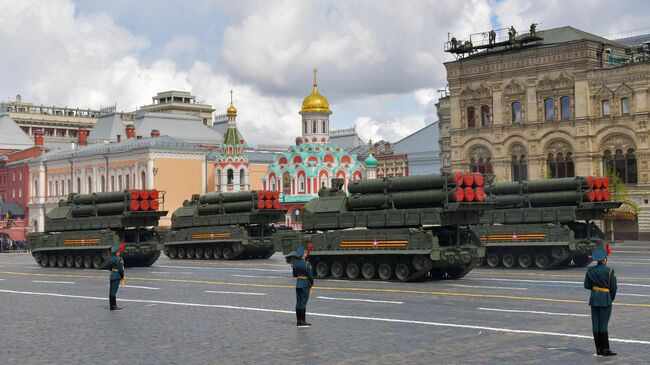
[{"xmin": 605, "ymin": 169, "xmax": 639, "ymax": 241}]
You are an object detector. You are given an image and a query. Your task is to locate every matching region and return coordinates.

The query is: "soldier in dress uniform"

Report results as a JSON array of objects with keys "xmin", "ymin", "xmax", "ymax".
[
  {"xmin": 584, "ymin": 247, "xmax": 617, "ymax": 356},
  {"xmin": 293, "ymin": 246, "xmax": 314, "ymax": 327},
  {"xmin": 109, "ymin": 242, "xmax": 125, "ymax": 311}
]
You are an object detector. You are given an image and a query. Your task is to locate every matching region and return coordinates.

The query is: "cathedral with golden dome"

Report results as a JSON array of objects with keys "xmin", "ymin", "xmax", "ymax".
[{"xmin": 262, "ymin": 68, "xmax": 368, "ymax": 225}]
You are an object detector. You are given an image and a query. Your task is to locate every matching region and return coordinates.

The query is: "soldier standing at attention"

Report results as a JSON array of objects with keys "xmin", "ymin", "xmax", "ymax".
[
  {"xmin": 109, "ymin": 243, "xmax": 125, "ymax": 311},
  {"xmin": 293, "ymin": 246, "xmax": 313, "ymax": 327},
  {"xmin": 584, "ymin": 247, "xmax": 617, "ymax": 356}
]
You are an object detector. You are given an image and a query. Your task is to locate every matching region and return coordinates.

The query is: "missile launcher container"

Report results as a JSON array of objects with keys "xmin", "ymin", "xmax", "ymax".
[
  {"xmin": 27, "ymin": 189, "xmax": 167, "ymax": 269},
  {"xmin": 275, "ymin": 174, "xmax": 490, "ymax": 282},
  {"xmin": 471, "ymin": 176, "xmax": 621, "ymax": 269},
  {"xmin": 161, "ymin": 190, "xmax": 285, "ymax": 260}
]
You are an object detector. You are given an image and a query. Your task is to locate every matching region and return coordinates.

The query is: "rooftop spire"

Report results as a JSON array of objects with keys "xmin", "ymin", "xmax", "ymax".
[{"xmin": 313, "ymin": 67, "xmax": 318, "ymax": 87}]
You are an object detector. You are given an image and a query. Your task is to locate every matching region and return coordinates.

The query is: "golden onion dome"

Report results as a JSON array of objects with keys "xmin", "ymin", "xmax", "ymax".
[
  {"xmin": 301, "ymin": 68, "xmax": 331, "ymax": 114},
  {"xmin": 227, "ymin": 103, "xmax": 237, "ymax": 116}
]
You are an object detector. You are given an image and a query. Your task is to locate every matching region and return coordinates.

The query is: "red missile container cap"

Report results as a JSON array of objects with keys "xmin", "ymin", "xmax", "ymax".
[
  {"xmin": 474, "ymin": 187, "xmax": 486, "ymax": 202},
  {"xmin": 257, "ymin": 200, "xmax": 265, "ymax": 209},
  {"xmin": 264, "ymin": 200, "xmax": 273, "ymax": 209},
  {"xmin": 453, "ymin": 171, "xmax": 464, "ymax": 187},
  {"xmin": 595, "ymin": 189, "xmax": 604, "ymax": 201},
  {"xmin": 139, "ymin": 200, "xmax": 150, "ymax": 211},
  {"xmin": 264, "ymin": 190, "xmax": 273, "ymax": 200},
  {"xmin": 130, "ymin": 200, "xmax": 140, "ymax": 211},
  {"xmin": 463, "ymin": 173, "xmax": 474, "ymax": 187},
  {"xmin": 130, "ymin": 189, "xmax": 140, "ymax": 200},
  {"xmin": 587, "ymin": 176, "xmax": 595, "ymax": 188},
  {"xmin": 463, "ymin": 187, "xmax": 475, "ymax": 202},
  {"xmin": 453, "ymin": 188, "xmax": 465, "ymax": 202},
  {"xmin": 601, "ymin": 176, "xmax": 610, "ymax": 188},
  {"xmin": 273, "ymin": 191, "xmax": 280, "ymax": 200},
  {"xmin": 257, "ymin": 190, "xmax": 265, "ymax": 199},
  {"xmin": 587, "ymin": 190, "xmax": 596, "ymax": 202},
  {"xmin": 272, "ymin": 200, "xmax": 281, "ymax": 209},
  {"xmin": 149, "ymin": 200, "xmax": 159, "ymax": 211},
  {"xmin": 149, "ymin": 189, "xmax": 159, "ymax": 200},
  {"xmin": 603, "ymin": 189, "xmax": 611, "ymax": 201},
  {"xmin": 594, "ymin": 177, "xmax": 603, "ymax": 189},
  {"xmin": 139, "ymin": 189, "xmax": 150, "ymax": 200}
]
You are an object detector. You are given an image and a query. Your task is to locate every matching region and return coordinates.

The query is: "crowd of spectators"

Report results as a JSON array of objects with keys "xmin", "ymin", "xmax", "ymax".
[{"xmin": 0, "ymin": 237, "xmax": 27, "ymax": 252}]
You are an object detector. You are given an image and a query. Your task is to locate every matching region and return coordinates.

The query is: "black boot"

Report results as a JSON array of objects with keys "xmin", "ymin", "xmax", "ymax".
[
  {"xmin": 296, "ymin": 309, "xmax": 301, "ymax": 326},
  {"xmin": 297, "ymin": 309, "xmax": 310, "ymax": 328},
  {"xmin": 110, "ymin": 296, "xmax": 123, "ymax": 311},
  {"xmin": 109, "ymin": 296, "xmax": 115, "ymax": 310},
  {"xmin": 601, "ymin": 332, "xmax": 617, "ymax": 356},
  {"xmin": 593, "ymin": 332, "xmax": 602, "ymax": 355},
  {"xmin": 302, "ymin": 309, "xmax": 311, "ymax": 327}
]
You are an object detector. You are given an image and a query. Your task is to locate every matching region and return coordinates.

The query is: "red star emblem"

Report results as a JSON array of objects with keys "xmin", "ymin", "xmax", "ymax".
[
  {"xmin": 512, "ymin": 233, "xmax": 518, "ymax": 241},
  {"xmin": 372, "ymin": 240, "xmax": 379, "ymax": 248}
]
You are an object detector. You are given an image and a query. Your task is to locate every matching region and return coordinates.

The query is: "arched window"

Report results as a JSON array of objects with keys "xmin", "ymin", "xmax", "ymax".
[
  {"xmin": 467, "ymin": 107, "xmax": 475, "ymax": 128},
  {"xmin": 55, "ymin": 181, "xmax": 59, "ymax": 196},
  {"xmin": 544, "ymin": 98, "xmax": 554, "ymax": 122},
  {"xmin": 298, "ymin": 174, "xmax": 305, "ymax": 193},
  {"xmin": 101, "ymin": 175, "xmax": 106, "ymax": 192},
  {"xmin": 87, "ymin": 176, "xmax": 93, "ymax": 193},
  {"xmin": 321, "ymin": 120, "xmax": 326, "ymax": 133},
  {"xmin": 481, "ymin": 105, "xmax": 490, "ymax": 127},
  {"xmin": 511, "ymin": 102, "xmax": 521, "ymax": 124},
  {"xmin": 110, "ymin": 176, "xmax": 115, "ymax": 191},
  {"xmin": 604, "ymin": 148, "xmax": 637, "ymax": 184},
  {"xmin": 141, "ymin": 171, "xmax": 146, "ymax": 189},
  {"xmin": 547, "ymin": 152, "xmax": 574, "ymax": 178},
  {"xmin": 270, "ymin": 176, "xmax": 277, "ymax": 191},
  {"xmin": 560, "ymin": 96, "xmax": 571, "ymax": 120},
  {"xmin": 227, "ymin": 169, "xmax": 234, "ymax": 185},
  {"xmin": 117, "ymin": 175, "xmax": 122, "ymax": 190},
  {"xmin": 621, "ymin": 97, "xmax": 630, "ymax": 115},
  {"xmin": 215, "ymin": 169, "xmax": 221, "ymax": 189},
  {"xmin": 312, "ymin": 122, "xmax": 317, "ymax": 134},
  {"xmin": 240, "ymin": 169, "xmax": 245, "ymax": 188},
  {"xmin": 511, "ymin": 155, "xmax": 528, "ymax": 181},
  {"xmin": 602, "ymin": 99, "xmax": 611, "ymax": 116},
  {"xmin": 125, "ymin": 174, "xmax": 130, "ymax": 189},
  {"xmin": 76, "ymin": 177, "xmax": 81, "ymax": 193},
  {"xmin": 282, "ymin": 172, "xmax": 291, "ymax": 194},
  {"xmin": 320, "ymin": 174, "xmax": 328, "ymax": 188}
]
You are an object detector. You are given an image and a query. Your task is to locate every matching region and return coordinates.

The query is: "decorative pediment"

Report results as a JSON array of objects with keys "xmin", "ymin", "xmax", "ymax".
[
  {"xmin": 594, "ymin": 86, "xmax": 613, "ymax": 99},
  {"xmin": 504, "ymin": 79, "xmax": 524, "ymax": 95},
  {"xmin": 600, "ymin": 133, "xmax": 636, "ymax": 152},
  {"xmin": 508, "ymin": 143, "xmax": 527, "ymax": 157},
  {"xmin": 468, "ymin": 145, "xmax": 492, "ymax": 160},
  {"xmin": 538, "ymin": 75, "xmax": 554, "ymax": 91},
  {"xmin": 614, "ymin": 83, "xmax": 633, "ymax": 97},
  {"xmin": 460, "ymin": 84, "xmax": 492, "ymax": 100},
  {"xmin": 545, "ymin": 139, "xmax": 573, "ymax": 154},
  {"xmin": 555, "ymin": 73, "xmax": 573, "ymax": 89}
]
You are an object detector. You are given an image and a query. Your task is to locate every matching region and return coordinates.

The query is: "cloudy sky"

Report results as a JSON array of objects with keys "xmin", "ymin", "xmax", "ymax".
[{"xmin": 1, "ymin": 0, "xmax": 648, "ymax": 146}]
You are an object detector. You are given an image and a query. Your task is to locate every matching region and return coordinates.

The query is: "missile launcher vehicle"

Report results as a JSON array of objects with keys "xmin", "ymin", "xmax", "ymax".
[
  {"xmin": 162, "ymin": 190, "xmax": 285, "ymax": 260},
  {"xmin": 27, "ymin": 189, "xmax": 167, "ymax": 269},
  {"xmin": 471, "ymin": 176, "xmax": 621, "ymax": 269},
  {"xmin": 275, "ymin": 174, "xmax": 490, "ymax": 282}
]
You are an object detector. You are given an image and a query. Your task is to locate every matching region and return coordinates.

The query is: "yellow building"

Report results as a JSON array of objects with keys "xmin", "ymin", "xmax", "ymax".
[{"xmin": 437, "ymin": 25, "xmax": 650, "ymax": 238}]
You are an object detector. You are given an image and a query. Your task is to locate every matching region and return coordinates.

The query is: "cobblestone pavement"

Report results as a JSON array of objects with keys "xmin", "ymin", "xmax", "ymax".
[{"xmin": 1, "ymin": 241, "xmax": 649, "ymax": 364}]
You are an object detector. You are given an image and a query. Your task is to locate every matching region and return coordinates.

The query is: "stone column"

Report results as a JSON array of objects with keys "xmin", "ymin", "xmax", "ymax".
[{"xmin": 147, "ymin": 157, "xmax": 154, "ymax": 189}]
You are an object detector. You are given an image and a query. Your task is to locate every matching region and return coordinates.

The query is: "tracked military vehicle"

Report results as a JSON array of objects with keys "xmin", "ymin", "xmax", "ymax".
[
  {"xmin": 27, "ymin": 189, "xmax": 167, "ymax": 269},
  {"xmin": 162, "ymin": 190, "xmax": 285, "ymax": 260},
  {"xmin": 472, "ymin": 176, "xmax": 620, "ymax": 269},
  {"xmin": 275, "ymin": 174, "xmax": 490, "ymax": 282}
]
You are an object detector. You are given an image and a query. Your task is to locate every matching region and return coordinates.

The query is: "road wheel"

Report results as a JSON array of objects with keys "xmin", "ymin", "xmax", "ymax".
[
  {"xmin": 65, "ymin": 256, "xmax": 74, "ymax": 268},
  {"xmin": 186, "ymin": 248, "xmax": 195, "ymax": 259},
  {"xmin": 74, "ymin": 256, "xmax": 83, "ymax": 268},
  {"xmin": 213, "ymin": 247, "xmax": 222, "ymax": 259},
  {"xmin": 551, "ymin": 247, "xmax": 566, "ymax": 259},
  {"xmin": 203, "ymin": 248, "xmax": 213, "ymax": 259},
  {"xmin": 195, "ymin": 248, "xmax": 203, "ymax": 260},
  {"xmin": 49, "ymin": 256, "xmax": 58, "ymax": 267},
  {"xmin": 83, "ymin": 256, "xmax": 92, "ymax": 269},
  {"xmin": 486, "ymin": 253, "xmax": 500, "ymax": 267},
  {"xmin": 315, "ymin": 261, "xmax": 330, "ymax": 278},
  {"xmin": 361, "ymin": 263, "xmax": 375, "ymax": 280},
  {"xmin": 222, "ymin": 246, "xmax": 235, "ymax": 260},
  {"xmin": 346, "ymin": 263, "xmax": 360, "ymax": 279},
  {"xmin": 92, "ymin": 256, "xmax": 103, "ymax": 269},
  {"xmin": 378, "ymin": 263, "xmax": 393, "ymax": 280},
  {"xmin": 395, "ymin": 263, "xmax": 411, "ymax": 282},
  {"xmin": 57, "ymin": 255, "xmax": 66, "ymax": 268},
  {"xmin": 167, "ymin": 247, "xmax": 177, "ymax": 259},
  {"xmin": 535, "ymin": 254, "xmax": 550, "ymax": 268},
  {"xmin": 331, "ymin": 262, "xmax": 344, "ymax": 279},
  {"xmin": 177, "ymin": 247, "xmax": 186, "ymax": 259},
  {"xmin": 40, "ymin": 254, "xmax": 49, "ymax": 267},
  {"xmin": 502, "ymin": 253, "xmax": 515, "ymax": 268},
  {"xmin": 518, "ymin": 254, "xmax": 532, "ymax": 268}
]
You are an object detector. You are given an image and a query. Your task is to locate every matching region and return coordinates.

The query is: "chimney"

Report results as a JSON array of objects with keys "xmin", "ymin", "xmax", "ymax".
[
  {"xmin": 125, "ymin": 124, "xmax": 136, "ymax": 139},
  {"xmin": 78, "ymin": 128, "xmax": 88, "ymax": 146},
  {"xmin": 150, "ymin": 129, "xmax": 160, "ymax": 138},
  {"xmin": 116, "ymin": 134, "xmax": 121, "ymax": 143},
  {"xmin": 295, "ymin": 137, "xmax": 302, "ymax": 146},
  {"xmin": 34, "ymin": 129, "xmax": 44, "ymax": 147}
]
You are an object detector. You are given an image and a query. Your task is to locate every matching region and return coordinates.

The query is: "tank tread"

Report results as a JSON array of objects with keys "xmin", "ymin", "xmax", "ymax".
[
  {"xmin": 164, "ymin": 242, "xmax": 275, "ymax": 261},
  {"xmin": 32, "ymin": 250, "xmax": 161, "ymax": 269}
]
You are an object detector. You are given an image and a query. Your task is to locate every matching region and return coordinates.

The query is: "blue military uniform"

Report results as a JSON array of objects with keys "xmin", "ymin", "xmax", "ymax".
[
  {"xmin": 584, "ymin": 247, "xmax": 617, "ymax": 356},
  {"xmin": 109, "ymin": 243, "xmax": 125, "ymax": 311},
  {"xmin": 293, "ymin": 246, "xmax": 314, "ymax": 327}
]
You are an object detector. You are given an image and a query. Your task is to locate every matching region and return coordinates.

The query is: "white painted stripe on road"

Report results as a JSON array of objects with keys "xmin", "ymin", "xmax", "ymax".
[
  {"xmin": 150, "ymin": 271, "xmax": 192, "ymax": 275},
  {"xmin": 157, "ymin": 265, "xmax": 289, "ymax": 273},
  {"xmin": 618, "ymin": 293, "xmax": 650, "ymax": 297},
  {"xmin": 478, "ymin": 307, "xmax": 589, "ymax": 317},
  {"xmin": 231, "ymin": 274, "xmax": 285, "ymax": 279},
  {"xmin": 473, "ymin": 278, "xmax": 650, "ymax": 288},
  {"xmin": 0, "ymin": 278, "xmax": 5, "ymax": 281},
  {"xmin": 32, "ymin": 280, "xmax": 75, "ymax": 284},
  {"xmin": 317, "ymin": 296, "xmax": 404, "ymax": 304},
  {"xmin": 610, "ymin": 261, "xmax": 650, "ymax": 265},
  {"xmin": 445, "ymin": 284, "xmax": 528, "ymax": 291},
  {"xmin": 0, "ymin": 288, "xmax": 648, "ymax": 345},
  {"xmin": 121, "ymin": 285, "xmax": 160, "ymax": 290},
  {"xmin": 205, "ymin": 290, "xmax": 266, "ymax": 296}
]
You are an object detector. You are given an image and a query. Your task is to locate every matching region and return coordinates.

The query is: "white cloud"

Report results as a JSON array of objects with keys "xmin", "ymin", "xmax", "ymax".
[
  {"xmin": 163, "ymin": 35, "xmax": 200, "ymax": 59},
  {"xmin": 354, "ymin": 115, "xmax": 427, "ymax": 143}
]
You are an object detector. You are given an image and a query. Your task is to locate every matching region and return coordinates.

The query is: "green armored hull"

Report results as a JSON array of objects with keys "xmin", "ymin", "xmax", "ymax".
[
  {"xmin": 276, "ymin": 175, "xmax": 490, "ymax": 282},
  {"xmin": 162, "ymin": 190, "xmax": 284, "ymax": 260},
  {"xmin": 475, "ymin": 177, "xmax": 620, "ymax": 270},
  {"xmin": 27, "ymin": 190, "xmax": 167, "ymax": 269}
]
